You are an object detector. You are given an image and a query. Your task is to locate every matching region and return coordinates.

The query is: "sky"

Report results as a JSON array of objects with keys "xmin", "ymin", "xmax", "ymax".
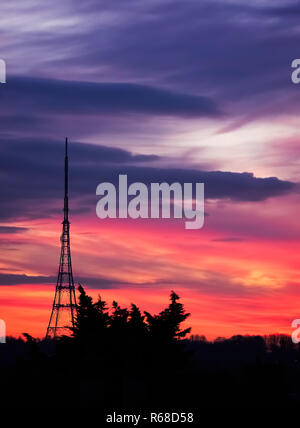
[{"xmin": 1, "ymin": 0, "xmax": 300, "ymax": 339}]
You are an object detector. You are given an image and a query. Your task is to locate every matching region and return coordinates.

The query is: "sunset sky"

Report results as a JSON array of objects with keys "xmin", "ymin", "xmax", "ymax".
[{"xmin": 1, "ymin": 0, "xmax": 300, "ymax": 339}]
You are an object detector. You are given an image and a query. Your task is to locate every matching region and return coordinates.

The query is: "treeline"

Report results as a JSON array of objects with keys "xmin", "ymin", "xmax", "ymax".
[{"xmin": 1, "ymin": 287, "xmax": 300, "ymax": 410}]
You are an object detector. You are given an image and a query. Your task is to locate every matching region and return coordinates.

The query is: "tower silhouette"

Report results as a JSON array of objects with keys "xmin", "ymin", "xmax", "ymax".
[{"xmin": 46, "ymin": 138, "xmax": 78, "ymax": 338}]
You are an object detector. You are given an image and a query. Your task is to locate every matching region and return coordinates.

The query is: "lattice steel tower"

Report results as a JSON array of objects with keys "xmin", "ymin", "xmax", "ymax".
[{"xmin": 46, "ymin": 138, "xmax": 78, "ymax": 338}]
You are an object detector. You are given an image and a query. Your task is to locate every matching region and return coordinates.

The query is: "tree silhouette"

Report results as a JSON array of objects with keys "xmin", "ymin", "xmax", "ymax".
[
  {"xmin": 72, "ymin": 284, "xmax": 110, "ymax": 344},
  {"xmin": 145, "ymin": 290, "xmax": 191, "ymax": 342},
  {"xmin": 72, "ymin": 286, "xmax": 190, "ymax": 347}
]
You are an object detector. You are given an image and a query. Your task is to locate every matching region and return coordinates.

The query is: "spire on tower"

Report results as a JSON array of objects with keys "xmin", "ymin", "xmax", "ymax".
[{"xmin": 64, "ymin": 137, "xmax": 69, "ymax": 223}]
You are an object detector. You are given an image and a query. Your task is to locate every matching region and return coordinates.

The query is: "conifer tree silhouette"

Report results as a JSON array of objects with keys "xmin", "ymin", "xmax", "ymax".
[
  {"xmin": 128, "ymin": 304, "xmax": 146, "ymax": 335},
  {"xmin": 72, "ymin": 284, "xmax": 110, "ymax": 344},
  {"xmin": 145, "ymin": 290, "xmax": 191, "ymax": 342}
]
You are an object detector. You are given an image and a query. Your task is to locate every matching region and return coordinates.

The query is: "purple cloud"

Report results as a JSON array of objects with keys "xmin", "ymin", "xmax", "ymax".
[{"xmin": 0, "ymin": 138, "xmax": 296, "ymax": 221}]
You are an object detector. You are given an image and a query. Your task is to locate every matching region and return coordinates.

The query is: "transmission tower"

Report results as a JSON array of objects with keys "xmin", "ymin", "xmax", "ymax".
[{"xmin": 46, "ymin": 138, "xmax": 78, "ymax": 338}]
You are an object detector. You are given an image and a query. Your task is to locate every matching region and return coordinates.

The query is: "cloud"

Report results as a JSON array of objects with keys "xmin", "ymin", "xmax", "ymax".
[
  {"xmin": 0, "ymin": 274, "xmax": 56, "ymax": 286},
  {"xmin": 0, "ymin": 226, "xmax": 28, "ymax": 234},
  {"xmin": 212, "ymin": 237, "xmax": 244, "ymax": 242},
  {"xmin": 260, "ymin": 3, "xmax": 300, "ymax": 16},
  {"xmin": 0, "ymin": 270, "xmax": 274, "ymax": 298},
  {"xmin": 1, "ymin": 76, "xmax": 220, "ymax": 118},
  {"xmin": 3, "ymin": 1, "xmax": 299, "ymax": 127},
  {"xmin": 0, "ymin": 136, "xmax": 160, "ymax": 165},
  {"xmin": 0, "ymin": 75, "xmax": 220, "ymax": 142},
  {"xmin": 0, "ymin": 272, "xmax": 124, "ymax": 288},
  {"xmin": 0, "ymin": 272, "xmax": 165, "ymax": 290},
  {"xmin": 1, "ymin": 1, "xmax": 299, "ymax": 143},
  {"xmin": 0, "ymin": 138, "xmax": 296, "ymax": 221}
]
